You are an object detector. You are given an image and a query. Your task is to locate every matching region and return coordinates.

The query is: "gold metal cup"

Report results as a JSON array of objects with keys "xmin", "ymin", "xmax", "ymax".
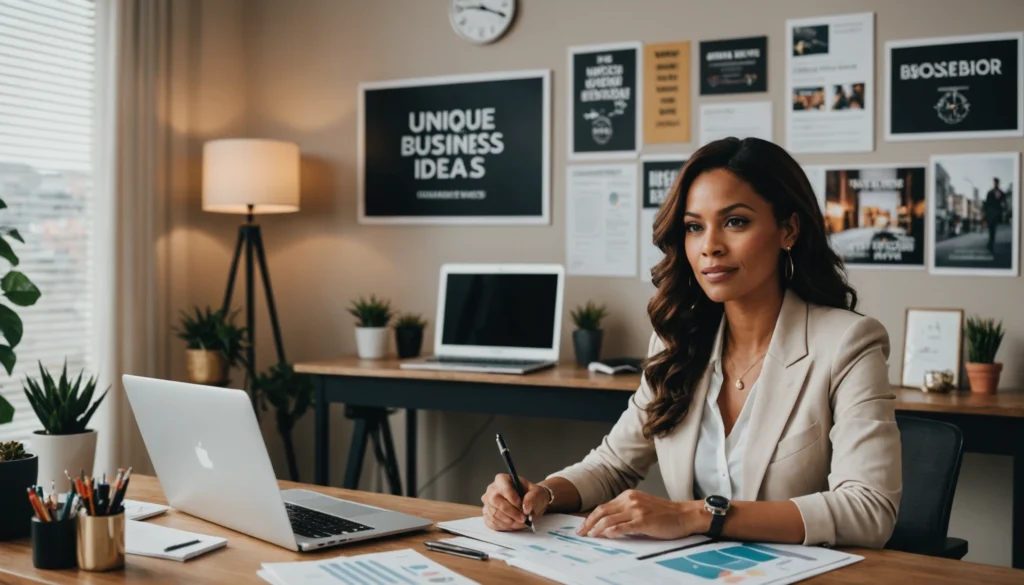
[{"xmin": 76, "ymin": 513, "xmax": 125, "ymax": 571}]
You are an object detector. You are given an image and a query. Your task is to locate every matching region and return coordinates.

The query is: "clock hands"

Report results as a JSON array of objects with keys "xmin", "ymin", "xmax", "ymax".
[{"xmin": 455, "ymin": 3, "xmax": 507, "ymax": 18}]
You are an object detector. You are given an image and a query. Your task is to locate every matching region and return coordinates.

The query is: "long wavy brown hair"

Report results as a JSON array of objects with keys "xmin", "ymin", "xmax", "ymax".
[{"xmin": 642, "ymin": 137, "xmax": 857, "ymax": 439}]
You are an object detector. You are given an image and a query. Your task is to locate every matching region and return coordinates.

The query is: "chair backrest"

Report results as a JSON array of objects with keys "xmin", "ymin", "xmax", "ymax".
[{"xmin": 885, "ymin": 415, "xmax": 964, "ymax": 555}]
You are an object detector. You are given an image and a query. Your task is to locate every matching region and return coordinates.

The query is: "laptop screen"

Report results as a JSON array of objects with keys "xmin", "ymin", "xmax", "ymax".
[{"xmin": 441, "ymin": 273, "xmax": 559, "ymax": 349}]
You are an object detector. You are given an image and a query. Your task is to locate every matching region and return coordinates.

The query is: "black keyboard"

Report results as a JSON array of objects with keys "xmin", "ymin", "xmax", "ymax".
[
  {"xmin": 285, "ymin": 503, "xmax": 373, "ymax": 539},
  {"xmin": 429, "ymin": 356, "xmax": 548, "ymax": 367}
]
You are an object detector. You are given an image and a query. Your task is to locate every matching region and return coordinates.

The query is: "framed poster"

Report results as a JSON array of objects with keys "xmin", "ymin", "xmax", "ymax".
[
  {"xmin": 822, "ymin": 165, "xmax": 926, "ymax": 269},
  {"xmin": 358, "ymin": 69, "xmax": 550, "ymax": 224},
  {"xmin": 569, "ymin": 42, "xmax": 642, "ymax": 160},
  {"xmin": 785, "ymin": 12, "xmax": 874, "ymax": 153},
  {"xmin": 901, "ymin": 308, "xmax": 964, "ymax": 388},
  {"xmin": 700, "ymin": 36, "xmax": 768, "ymax": 95},
  {"xmin": 640, "ymin": 154, "xmax": 688, "ymax": 282},
  {"xmin": 886, "ymin": 32, "xmax": 1024, "ymax": 141},
  {"xmin": 928, "ymin": 152, "xmax": 1020, "ymax": 276}
]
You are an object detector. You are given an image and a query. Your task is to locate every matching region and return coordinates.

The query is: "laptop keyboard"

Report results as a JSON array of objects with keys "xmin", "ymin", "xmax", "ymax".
[
  {"xmin": 429, "ymin": 356, "xmax": 546, "ymax": 367},
  {"xmin": 285, "ymin": 503, "xmax": 373, "ymax": 539}
]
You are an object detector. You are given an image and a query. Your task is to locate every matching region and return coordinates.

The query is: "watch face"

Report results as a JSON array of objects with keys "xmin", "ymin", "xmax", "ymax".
[
  {"xmin": 706, "ymin": 495, "xmax": 730, "ymax": 510},
  {"xmin": 449, "ymin": 0, "xmax": 516, "ymax": 44}
]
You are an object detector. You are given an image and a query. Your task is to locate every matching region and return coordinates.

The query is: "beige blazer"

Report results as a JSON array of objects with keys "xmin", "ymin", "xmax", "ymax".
[{"xmin": 549, "ymin": 289, "xmax": 902, "ymax": 548}]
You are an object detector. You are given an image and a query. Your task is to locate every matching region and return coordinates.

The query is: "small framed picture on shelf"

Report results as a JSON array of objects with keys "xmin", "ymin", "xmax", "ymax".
[{"xmin": 901, "ymin": 308, "xmax": 964, "ymax": 389}]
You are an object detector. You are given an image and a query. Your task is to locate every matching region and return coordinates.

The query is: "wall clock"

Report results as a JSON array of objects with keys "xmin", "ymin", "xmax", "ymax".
[{"xmin": 449, "ymin": 0, "xmax": 516, "ymax": 44}]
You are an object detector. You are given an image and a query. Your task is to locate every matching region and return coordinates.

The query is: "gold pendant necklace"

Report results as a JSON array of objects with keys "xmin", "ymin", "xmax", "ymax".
[{"xmin": 727, "ymin": 354, "xmax": 765, "ymax": 390}]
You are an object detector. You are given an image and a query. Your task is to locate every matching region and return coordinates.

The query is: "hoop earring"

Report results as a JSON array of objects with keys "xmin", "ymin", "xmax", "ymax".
[{"xmin": 784, "ymin": 246, "xmax": 794, "ymax": 281}]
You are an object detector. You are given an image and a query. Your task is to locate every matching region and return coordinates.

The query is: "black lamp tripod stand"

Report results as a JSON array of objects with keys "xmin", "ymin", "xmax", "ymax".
[{"xmin": 221, "ymin": 206, "xmax": 286, "ymax": 412}]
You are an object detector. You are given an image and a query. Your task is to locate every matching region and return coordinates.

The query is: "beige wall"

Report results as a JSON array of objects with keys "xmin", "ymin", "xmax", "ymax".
[{"xmin": 175, "ymin": 0, "xmax": 1024, "ymax": 567}]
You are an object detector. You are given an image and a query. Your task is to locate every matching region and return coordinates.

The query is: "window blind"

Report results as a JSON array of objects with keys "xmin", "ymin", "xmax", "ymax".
[{"xmin": 0, "ymin": 0, "xmax": 97, "ymax": 442}]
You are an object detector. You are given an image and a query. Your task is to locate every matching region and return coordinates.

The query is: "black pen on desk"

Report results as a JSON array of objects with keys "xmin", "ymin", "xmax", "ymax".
[
  {"xmin": 495, "ymin": 433, "xmax": 533, "ymax": 532},
  {"xmin": 164, "ymin": 539, "xmax": 201, "ymax": 553},
  {"xmin": 424, "ymin": 540, "xmax": 488, "ymax": 561}
]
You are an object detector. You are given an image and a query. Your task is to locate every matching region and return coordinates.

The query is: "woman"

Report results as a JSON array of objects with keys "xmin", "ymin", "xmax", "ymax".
[{"xmin": 481, "ymin": 137, "xmax": 901, "ymax": 548}]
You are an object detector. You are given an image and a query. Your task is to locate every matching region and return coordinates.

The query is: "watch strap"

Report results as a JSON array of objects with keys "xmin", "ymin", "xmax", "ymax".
[{"xmin": 707, "ymin": 510, "xmax": 726, "ymax": 539}]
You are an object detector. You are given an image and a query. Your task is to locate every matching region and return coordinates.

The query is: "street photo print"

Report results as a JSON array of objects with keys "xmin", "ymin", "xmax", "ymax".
[
  {"xmin": 929, "ymin": 152, "xmax": 1020, "ymax": 276},
  {"xmin": 824, "ymin": 165, "xmax": 926, "ymax": 268}
]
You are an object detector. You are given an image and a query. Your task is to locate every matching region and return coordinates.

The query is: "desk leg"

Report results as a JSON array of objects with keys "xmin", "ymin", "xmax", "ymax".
[
  {"xmin": 314, "ymin": 376, "xmax": 328, "ymax": 486},
  {"xmin": 406, "ymin": 409, "xmax": 417, "ymax": 498},
  {"xmin": 1015, "ymin": 451, "xmax": 1023, "ymax": 569}
]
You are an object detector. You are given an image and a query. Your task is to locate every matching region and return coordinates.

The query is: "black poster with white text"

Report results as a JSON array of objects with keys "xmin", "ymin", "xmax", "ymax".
[
  {"xmin": 889, "ymin": 34, "xmax": 1022, "ymax": 139},
  {"xmin": 571, "ymin": 44, "xmax": 639, "ymax": 157},
  {"xmin": 360, "ymin": 72, "xmax": 549, "ymax": 223},
  {"xmin": 700, "ymin": 36, "xmax": 768, "ymax": 95}
]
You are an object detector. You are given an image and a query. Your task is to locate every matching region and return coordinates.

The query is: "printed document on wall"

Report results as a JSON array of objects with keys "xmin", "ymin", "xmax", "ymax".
[
  {"xmin": 640, "ymin": 155, "xmax": 688, "ymax": 282},
  {"xmin": 566, "ymin": 164, "xmax": 638, "ymax": 277},
  {"xmin": 699, "ymin": 101, "xmax": 773, "ymax": 145},
  {"xmin": 786, "ymin": 12, "xmax": 874, "ymax": 153}
]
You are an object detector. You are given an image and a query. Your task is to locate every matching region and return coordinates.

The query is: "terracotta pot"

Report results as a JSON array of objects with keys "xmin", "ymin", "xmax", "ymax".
[
  {"xmin": 965, "ymin": 362, "xmax": 1002, "ymax": 394},
  {"xmin": 186, "ymin": 349, "xmax": 229, "ymax": 386}
]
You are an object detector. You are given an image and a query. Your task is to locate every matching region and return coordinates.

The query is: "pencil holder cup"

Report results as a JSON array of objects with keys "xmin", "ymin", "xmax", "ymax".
[
  {"xmin": 76, "ymin": 512, "xmax": 125, "ymax": 571},
  {"xmin": 32, "ymin": 517, "xmax": 77, "ymax": 570}
]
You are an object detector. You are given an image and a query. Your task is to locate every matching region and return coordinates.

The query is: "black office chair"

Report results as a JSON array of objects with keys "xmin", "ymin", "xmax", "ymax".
[{"xmin": 885, "ymin": 415, "xmax": 969, "ymax": 559}]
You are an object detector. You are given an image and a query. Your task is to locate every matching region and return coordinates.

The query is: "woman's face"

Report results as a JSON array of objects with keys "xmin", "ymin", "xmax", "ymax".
[{"xmin": 683, "ymin": 168, "xmax": 798, "ymax": 304}]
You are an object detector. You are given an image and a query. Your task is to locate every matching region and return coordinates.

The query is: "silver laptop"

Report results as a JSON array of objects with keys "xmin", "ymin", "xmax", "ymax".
[
  {"xmin": 400, "ymin": 263, "xmax": 565, "ymax": 375},
  {"xmin": 122, "ymin": 375, "xmax": 432, "ymax": 552}
]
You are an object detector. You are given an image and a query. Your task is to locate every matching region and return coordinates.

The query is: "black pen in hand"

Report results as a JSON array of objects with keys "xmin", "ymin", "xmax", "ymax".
[{"xmin": 495, "ymin": 433, "xmax": 534, "ymax": 532}]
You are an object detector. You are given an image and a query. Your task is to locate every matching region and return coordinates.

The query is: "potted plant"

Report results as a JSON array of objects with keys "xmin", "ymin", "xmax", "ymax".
[
  {"xmin": 23, "ymin": 362, "xmax": 108, "ymax": 489},
  {"xmin": 0, "ymin": 200, "xmax": 42, "ymax": 541},
  {"xmin": 964, "ymin": 316, "xmax": 1005, "ymax": 394},
  {"xmin": 348, "ymin": 295, "xmax": 393, "ymax": 359},
  {"xmin": 174, "ymin": 306, "xmax": 248, "ymax": 386},
  {"xmin": 256, "ymin": 362, "xmax": 313, "ymax": 482},
  {"xmin": 571, "ymin": 301, "xmax": 608, "ymax": 367},
  {"xmin": 393, "ymin": 313, "xmax": 427, "ymax": 359}
]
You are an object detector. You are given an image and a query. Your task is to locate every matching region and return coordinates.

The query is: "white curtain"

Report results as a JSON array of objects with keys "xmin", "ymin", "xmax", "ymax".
[{"xmin": 93, "ymin": 0, "xmax": 192, "ymax": 476}]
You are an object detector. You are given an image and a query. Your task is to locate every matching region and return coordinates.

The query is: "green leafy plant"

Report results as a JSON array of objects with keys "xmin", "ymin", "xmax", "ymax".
[
  {"xmin": 256, "ymin": 362, "xmax": 313, "ymax": 482},
  {"xmin": 348, "ymin": 295, "xmax": 393, "ymax": 328},
  {"xmin": 393, "ymin": 313, "xmax": 427, "ymax": 330},
  {"xmin": 174, "ymin": 306, "xmax": 248, "ymax": 368},
  {"xmin": 965, "ymin": 316, "xmax": 1005, "ymax": 364},
  {"xmin": 0, "ymin": 198, "xmax": 42, "ymax": 425},
  {"xmin": 571, "ymin": 301, "xmax": 608, "ymax": 331},
  {"xmin": 0, "ymin": 440, "xmax": 27, "ymax": 462},
  {"xmin": 23, "ymin": 362, "xmax": 109, "ymax": 435}
]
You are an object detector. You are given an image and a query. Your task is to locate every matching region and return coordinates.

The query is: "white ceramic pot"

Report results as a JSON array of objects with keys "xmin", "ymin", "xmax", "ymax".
[
  {"xmin": 355, "ymin": 327, "xmax": 389, "ymax": 359},
  {"xmin": 28, "ymin": 430, "xmax": 97, "ymax": 487}
]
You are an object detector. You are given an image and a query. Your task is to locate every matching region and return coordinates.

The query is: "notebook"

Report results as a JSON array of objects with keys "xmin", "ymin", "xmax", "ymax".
[
  {"xmin": 123, "ymin": 499, "xmax": 170, "ymax": 521},
  {"xmin": 126, "ymin": 519, "xmax": 227, "ymax": 561}
]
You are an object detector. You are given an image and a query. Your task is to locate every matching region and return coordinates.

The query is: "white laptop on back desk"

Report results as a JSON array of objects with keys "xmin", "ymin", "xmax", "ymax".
[{"xmin": 400, "ymin": 263, "xmax": 565, "ymax": 375}]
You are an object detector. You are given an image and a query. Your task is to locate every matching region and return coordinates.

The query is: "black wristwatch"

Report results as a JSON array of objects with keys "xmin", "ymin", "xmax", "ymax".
[{"xmin": 703, "ymin": 495, "xmax": 731, "ymax": 539}]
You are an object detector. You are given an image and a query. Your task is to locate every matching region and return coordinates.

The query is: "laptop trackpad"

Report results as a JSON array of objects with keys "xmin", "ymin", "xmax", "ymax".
[{"xmin": 283, "ymin": 489, "xmax": 378, "ymax": 519}]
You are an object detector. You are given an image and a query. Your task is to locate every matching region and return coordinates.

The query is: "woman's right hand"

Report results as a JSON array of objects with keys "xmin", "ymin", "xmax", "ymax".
[{"xmin": 481, "ymin": 473, "xmax": 550, "ymax": 531}]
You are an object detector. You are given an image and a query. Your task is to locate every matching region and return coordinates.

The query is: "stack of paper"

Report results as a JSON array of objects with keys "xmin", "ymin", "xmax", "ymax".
[
  {"xmin": 437, "ymin": 514, "xmax": 862, "ymax": 585},
  {"xmin": 258, "ymin": 549, "xmax": 480, "ymax": 585},
  {"xmin": 123, "ymin": 499, "xmax": 170, "ymax": 521},
  {"xmin": 126, "ymin": 520, "xmax": 227, "ymax": 561}
]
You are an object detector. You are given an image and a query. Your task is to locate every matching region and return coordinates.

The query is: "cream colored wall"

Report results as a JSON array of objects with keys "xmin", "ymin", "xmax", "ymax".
[{"xmin": 176, "ymin": 0, "xmax": 1024, "ymax": 567}]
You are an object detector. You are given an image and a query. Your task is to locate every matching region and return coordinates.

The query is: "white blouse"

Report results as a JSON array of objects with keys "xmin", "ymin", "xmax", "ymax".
[{"xmin": 693, "ymin": 354, "xmax": 758, "ymax": 501}]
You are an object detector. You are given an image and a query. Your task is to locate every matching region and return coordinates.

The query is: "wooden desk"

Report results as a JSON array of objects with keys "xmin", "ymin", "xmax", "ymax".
[
  {"xmin": 1, "ymin": 475, "xmax": 1020, "ymax": 584},
  {"xmin": 296, "ymin": 358, "xmax": 1024, "ymax": 567}
]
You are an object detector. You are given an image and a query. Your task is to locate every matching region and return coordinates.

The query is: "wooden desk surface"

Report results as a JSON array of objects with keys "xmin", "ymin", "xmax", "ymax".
[
  {"xmin": 295, "ymin": 357, "xmax": 1024, "ymax": 418},
  {"xmin": 1, "ymin": 475, "xmax": 1021, "ymax": 584}
]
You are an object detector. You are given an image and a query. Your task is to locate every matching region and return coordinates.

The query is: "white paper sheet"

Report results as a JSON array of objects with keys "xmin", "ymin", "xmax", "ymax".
[
  {"xmin": 699, "ymin": 101, "xmax": 773, "ymax": 145},
  {"xmin": 262, "ymin": 549, "xmax": 480, "ymax": 585},
  {"xmin": 125, "ymin": 519, "xmax": 226, "ymax": 561},
  {"xmin": 123, "ymin": 499, "xmax": 170, "ymax": 521},
  {"xmin": 574, "ymin": 541, "xmax": 862, "ymax": 585},
  {"xmin": 786, "ymin": 12, "xmax": 874, "ymax": 153},
  {"xmin": 566, "ymin": 164, "xmax": 638, "ymax": 277}
]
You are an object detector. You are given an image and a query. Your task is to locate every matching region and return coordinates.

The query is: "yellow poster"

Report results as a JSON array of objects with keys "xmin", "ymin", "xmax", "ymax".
[{"xmin": 644, "ymin": 41, "xmax": 691, "ymax": 144}]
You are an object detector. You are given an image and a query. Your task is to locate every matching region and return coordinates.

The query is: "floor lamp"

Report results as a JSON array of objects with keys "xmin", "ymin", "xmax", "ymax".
[{"xmin": 202, "ymin": 138, "xmax": 300, "ymax": 411}]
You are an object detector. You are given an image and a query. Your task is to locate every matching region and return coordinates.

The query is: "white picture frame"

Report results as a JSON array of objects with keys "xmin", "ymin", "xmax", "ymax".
[{"xmin": 901, "ymin": 308, "xmax": 964, "ymax": 389}]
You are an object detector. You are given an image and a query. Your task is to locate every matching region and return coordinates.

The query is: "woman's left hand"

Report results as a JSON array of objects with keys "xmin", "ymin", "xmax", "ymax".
[{"xmin": 577, "ymin": 490, "xmax": 707, "ymax": 540}]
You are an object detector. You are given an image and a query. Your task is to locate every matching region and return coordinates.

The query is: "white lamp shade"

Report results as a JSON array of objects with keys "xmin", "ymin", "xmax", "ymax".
[{"xmin": 202, "ymin": 138, "xmax": 300, "ymax": 214}]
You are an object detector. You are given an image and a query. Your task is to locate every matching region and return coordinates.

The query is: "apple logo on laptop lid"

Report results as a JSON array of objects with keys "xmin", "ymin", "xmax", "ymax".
[{"xmin": 195, "ymin": 441, "xmax": 214, "ymax": 470}]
